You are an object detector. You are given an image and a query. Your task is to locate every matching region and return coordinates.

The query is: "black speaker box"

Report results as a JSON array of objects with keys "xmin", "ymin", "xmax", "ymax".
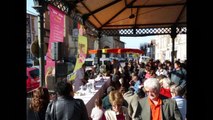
[
  {"xmin": 55, "ymin": 62, "xmax": 67, "ymax": 77},
  {"xmin": 96, "ymin": 49, "xmax": 102, "ymax": 58},
  {"xmin": 51, "ymin": 42, "xmax": 63, "ymax": 61}
]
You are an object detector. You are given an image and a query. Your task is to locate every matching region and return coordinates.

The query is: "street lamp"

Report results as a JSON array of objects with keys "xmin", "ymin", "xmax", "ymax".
[{"xmin": 33, "ymin": 0, "xmax": 45, "ymax": 87}]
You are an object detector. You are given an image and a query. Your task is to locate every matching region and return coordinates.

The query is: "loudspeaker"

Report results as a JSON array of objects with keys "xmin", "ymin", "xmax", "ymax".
[
  {"xmin": 51, "ymin": 42, "xmax": 62, "ymax": 60},
  {"xmin": 96, "ymin": 50, "xmax": 102, "ymax": 65},
  {"xmin": 96, "ymin": 49, "xmax": 102, "ymax": 58},
  {"xmin": 55, "ymin": 62, "xmax": 67, "ymax": 77}
]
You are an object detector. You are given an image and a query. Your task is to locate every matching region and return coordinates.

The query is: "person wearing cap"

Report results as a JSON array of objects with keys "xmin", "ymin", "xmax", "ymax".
[{"xmin": 102, "ymin": 86, "xmax": 115, "ymax": 110}]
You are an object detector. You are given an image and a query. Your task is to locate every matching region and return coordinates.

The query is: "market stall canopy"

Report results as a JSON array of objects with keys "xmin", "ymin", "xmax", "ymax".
[
  {"xmin": 88, "ymin": 48, "xmax": 144, "ymax": 54},
  {"xmin": 73, "ymin": 0, "xmax": 186, "ymax": 30}
]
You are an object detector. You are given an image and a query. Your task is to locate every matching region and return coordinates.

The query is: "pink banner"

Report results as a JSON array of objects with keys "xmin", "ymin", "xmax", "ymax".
[
  {"xmin": 49, "ymin": 5, "xmax": 65, "ymax": 43},
  {"xmin": 45, "ymin": 5, "xmax": 65, "ymax": 79},
  {"xmin": 46, "ymin": 5, "xmax": 65, "ymax": 61}
]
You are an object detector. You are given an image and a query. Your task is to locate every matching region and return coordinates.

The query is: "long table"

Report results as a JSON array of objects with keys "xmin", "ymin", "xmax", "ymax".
[{"xmin": 74, "ymin": 77, "xmax": 110, "ymax": 116}]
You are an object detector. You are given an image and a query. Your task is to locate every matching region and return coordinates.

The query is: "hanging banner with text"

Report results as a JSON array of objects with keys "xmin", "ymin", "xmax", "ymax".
[
  {"xmin": 45, "ymin": 4, "xmax": 65, "ymax": 82},
  {"xmin": 69, "ymin": 35, "xmax": 87, "ymax": 81}
]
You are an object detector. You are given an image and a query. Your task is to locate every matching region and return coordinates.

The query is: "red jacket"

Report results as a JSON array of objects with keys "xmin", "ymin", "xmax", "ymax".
[{"xmin": 160, "ymin": 88, "xmax": 172, "ymax": 98}]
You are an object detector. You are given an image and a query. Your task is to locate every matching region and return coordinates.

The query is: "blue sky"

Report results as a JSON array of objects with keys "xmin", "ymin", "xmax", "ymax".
[
  {"xmin": 27, "ymin": 0, "xmax": 38, "ymax": 15},
  {"xmin": 26, "ymin": 0, "xmax": 155, "ymax": 49}
]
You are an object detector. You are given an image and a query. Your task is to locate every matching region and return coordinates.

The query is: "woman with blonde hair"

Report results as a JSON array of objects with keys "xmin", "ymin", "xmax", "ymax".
[
  {"xmin": 102, "ymin": 90, "xmax": 130, "ymax": 120},
  {"xmin": 45, "ymin": 67, "xmax": 55, "ymax": 88},
  {"xmin": 159, "ymin": 77, "xmax": 172, "ymax": 98}
]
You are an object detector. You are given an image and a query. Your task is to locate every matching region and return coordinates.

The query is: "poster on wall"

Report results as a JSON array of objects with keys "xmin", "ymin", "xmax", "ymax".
[{"xmin": 45, "ymin": 4, "xmax": 65, "ymax": 85}]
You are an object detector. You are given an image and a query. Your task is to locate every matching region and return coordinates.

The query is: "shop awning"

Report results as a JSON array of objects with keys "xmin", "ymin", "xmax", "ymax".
[{"xmin": 88, "ymin": 48, "xmax": 144, "ymax": 54}]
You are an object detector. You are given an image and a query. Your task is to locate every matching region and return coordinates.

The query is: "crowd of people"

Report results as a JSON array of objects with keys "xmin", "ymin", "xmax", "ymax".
[{"xmin": 27, "ymin": 57, "xmax": 187, "ymax": 120}]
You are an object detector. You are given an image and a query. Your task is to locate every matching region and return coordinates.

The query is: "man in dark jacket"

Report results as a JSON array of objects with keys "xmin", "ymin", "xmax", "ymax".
[
  {"xmin": 170, "ymin": 61, "xmax": 187, "ymax": 88},
  {"xmin": 45, "ymin": 79, "xmax": 89, "ymax": 120},
  {"xmin": 170, "ymin": 61, "xmax": 187, "ymax": 96}
]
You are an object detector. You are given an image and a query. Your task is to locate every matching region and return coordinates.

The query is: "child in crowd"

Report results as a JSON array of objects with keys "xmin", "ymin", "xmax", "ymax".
[
  {"xmin": 170, "ymin": 84, "xmax": 187, "ymax": 120},
  {"xmin": 90, "ymin": 97, "xmax": 104, "ymax": 120}
]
